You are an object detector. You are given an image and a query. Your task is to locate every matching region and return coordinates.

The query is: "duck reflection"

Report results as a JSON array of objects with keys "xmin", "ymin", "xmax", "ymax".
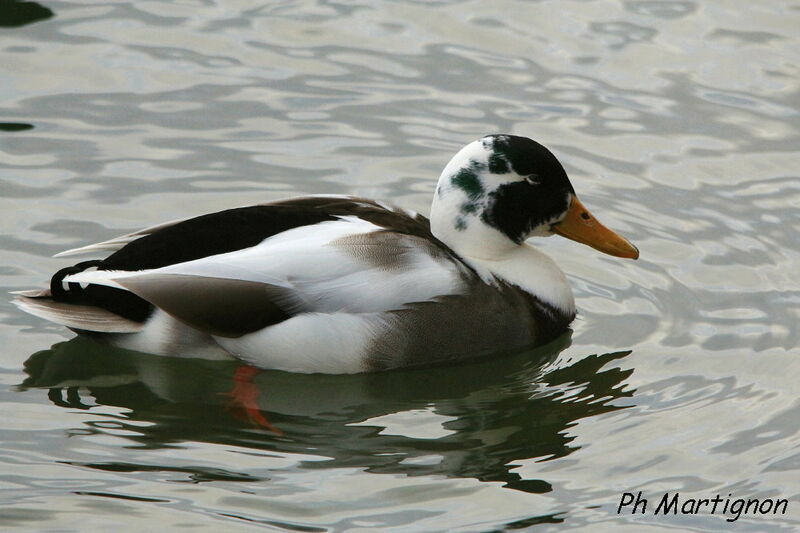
[{"xmin": 20, "ymin": 334, "xmax": 634, "ymax": 493}]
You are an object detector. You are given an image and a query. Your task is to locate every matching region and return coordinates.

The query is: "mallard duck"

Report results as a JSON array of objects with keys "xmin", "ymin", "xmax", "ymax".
[{"xmin": 15, "ymin": 135, "xmax": 638, "ymax": 374}]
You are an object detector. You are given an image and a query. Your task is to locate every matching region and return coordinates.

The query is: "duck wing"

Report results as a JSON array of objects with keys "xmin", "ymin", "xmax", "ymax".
[
  {"xmin": 52, "ymin": 197, "xmax": 467, "ymax": 338},
  {"xmin": 52, "ymin": 195, "xmax": 353, "ymax": 259}
]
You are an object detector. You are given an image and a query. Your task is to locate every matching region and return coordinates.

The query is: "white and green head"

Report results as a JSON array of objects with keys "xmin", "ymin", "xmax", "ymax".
[{"xmin": 431, "ymin": 134, "xmax": 638, "ymax": 260}]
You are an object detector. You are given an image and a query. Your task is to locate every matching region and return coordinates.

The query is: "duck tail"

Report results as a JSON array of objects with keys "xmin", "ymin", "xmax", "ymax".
[
  {"xmin": 13, "ymin": 259, "xmax": 145, "ymax": 333},
  {"xmin": 12, "ymin": 290, "xmax": 144, "ymax": 333}
]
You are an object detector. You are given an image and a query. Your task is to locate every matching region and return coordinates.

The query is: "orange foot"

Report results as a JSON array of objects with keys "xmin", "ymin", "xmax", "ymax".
[{"xmin": 223, "ymin": 364, "xmax": 283, "ymax": 435}]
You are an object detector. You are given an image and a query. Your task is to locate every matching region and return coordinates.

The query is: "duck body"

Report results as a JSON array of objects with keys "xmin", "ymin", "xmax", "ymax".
[{"xmin": 15, "ymin": 135, "xmax": 637, "ymax": 373}]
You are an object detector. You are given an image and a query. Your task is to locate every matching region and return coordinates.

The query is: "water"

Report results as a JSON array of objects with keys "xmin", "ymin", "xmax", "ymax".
[{"xmin": 1, "ymin": 0, "xmax": 798, "ymax": 531}]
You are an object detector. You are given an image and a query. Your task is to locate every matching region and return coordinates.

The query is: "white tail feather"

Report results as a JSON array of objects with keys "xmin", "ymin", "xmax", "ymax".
[
  {"xmin": 13, "ymin": 296, "xmax": 143, "ymax": 333},
  {"xmin": 62, "ymin": 269, "xmax": 139, "ymax": 290},
  {"xmin": 53, "ymin": 241, "xmax": 132, "ymax": 258}
]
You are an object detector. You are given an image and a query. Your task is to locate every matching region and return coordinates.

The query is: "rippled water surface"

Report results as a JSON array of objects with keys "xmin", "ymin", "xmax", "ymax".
[{"xmin": 2, "ymin": 1, "xmax": 799, "ymax": 531}]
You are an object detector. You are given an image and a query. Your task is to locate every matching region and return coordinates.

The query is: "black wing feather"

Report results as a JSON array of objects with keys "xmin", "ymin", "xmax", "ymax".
[{"xmin": 102, "ymin": 204, "xmax": 337, "ymax": 271}]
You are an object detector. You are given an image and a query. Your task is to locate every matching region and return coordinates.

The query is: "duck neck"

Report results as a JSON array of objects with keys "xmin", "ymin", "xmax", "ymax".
[
  {"xmin": 429, "ymin": 141, "xmax": 519, "ymax": 260},
  {"xmin": 429, "ymin": 158, "xmax": 575, "ymax": 315},
  {"xmin": 430, "ymin": 194, "xmax": 518, "ymax": 260}
]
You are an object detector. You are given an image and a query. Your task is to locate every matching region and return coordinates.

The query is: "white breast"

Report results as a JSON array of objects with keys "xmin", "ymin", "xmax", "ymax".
[{"xmin": 463, "ymin": 243, "xmax": 575, "ymax": 316}]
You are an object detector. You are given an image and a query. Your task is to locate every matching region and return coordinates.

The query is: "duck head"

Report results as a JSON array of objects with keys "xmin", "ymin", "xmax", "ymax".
[{"xmin": 430, "ymin": 134, "xmax": 639, "ymax": 261}]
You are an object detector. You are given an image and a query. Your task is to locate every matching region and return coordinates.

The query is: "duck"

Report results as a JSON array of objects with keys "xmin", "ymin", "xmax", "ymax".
[{"xmin": 14, "ymin": 134, "xmax": 638, "ymax": 374}]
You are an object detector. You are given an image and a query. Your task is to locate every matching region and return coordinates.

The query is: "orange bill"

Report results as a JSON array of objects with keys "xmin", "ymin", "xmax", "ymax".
[{"xmin": 552, "ymin": 196, "xmax": 639, "ymax": 259}]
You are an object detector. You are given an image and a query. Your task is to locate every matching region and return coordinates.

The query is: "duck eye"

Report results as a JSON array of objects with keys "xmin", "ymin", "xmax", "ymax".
[{"xmin": 580, "ymin": 212, "xmax": 590, "ymax": 220}]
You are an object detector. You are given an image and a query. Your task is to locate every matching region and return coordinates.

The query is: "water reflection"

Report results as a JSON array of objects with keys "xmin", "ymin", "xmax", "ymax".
[{"xmin": 20, "ymin": 335, "xmax": 634, "ymax": 494}]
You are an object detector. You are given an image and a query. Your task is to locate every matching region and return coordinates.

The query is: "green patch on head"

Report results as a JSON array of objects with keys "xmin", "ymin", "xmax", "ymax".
[
  {"xmin": 451, "ymin": 168, "xmax": 484, "ymax": 201},
  {"xmin": 460, "ymin": 201, "xmax": 477, "ymax": 215},
  {"xmin": 454, "ymin": 216, "xmax": 467, "ymax": 231}
]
